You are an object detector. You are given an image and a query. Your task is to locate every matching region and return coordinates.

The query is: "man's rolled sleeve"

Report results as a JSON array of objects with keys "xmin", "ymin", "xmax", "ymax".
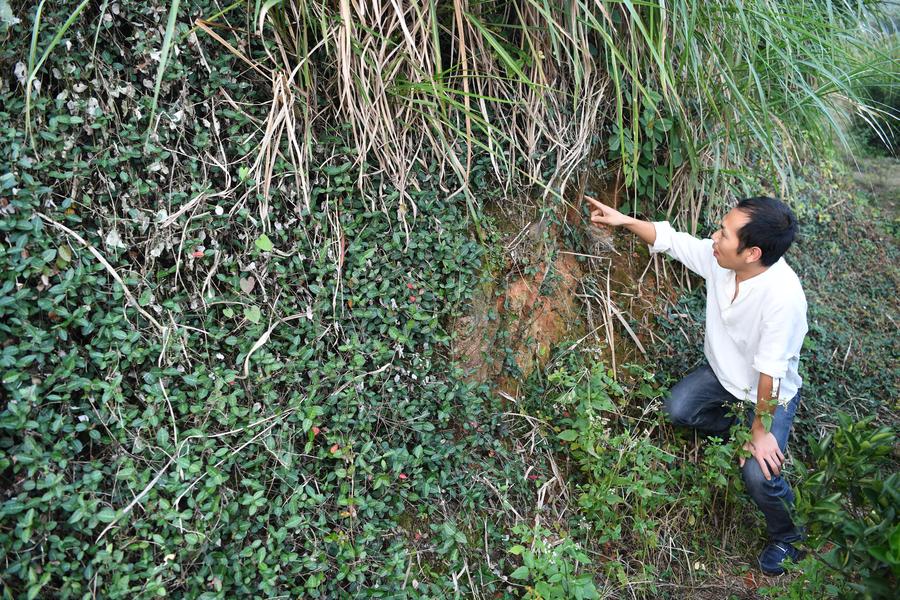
[
  {"xmin": 752, "ymin": 301, "xmax": 802, "ymax": 381},
  {"xmin": 752, "ymin": 355, "xmax": 790, "ymax": 381},
  {"xmin": 649, "ymin": 221, "xmax": 715, "ymax": 280},
  {"xmin": 650, "ymin": 221, "xmax": 675, "ymax": 254}
]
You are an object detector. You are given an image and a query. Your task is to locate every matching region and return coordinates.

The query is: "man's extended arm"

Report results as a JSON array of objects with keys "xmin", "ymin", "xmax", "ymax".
[
  {"xmin": 586, "ymin": 196, "xmax": 715, "ymax": 280},
  {"xmin": 624, "ymin": 218, "xmax": 657, "ymax": 246}
]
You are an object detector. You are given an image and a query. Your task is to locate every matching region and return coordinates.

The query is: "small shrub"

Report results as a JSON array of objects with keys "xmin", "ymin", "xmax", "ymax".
[
  {"xmin": 507, "ymin": 522, "xmax": 599, "ymax": 600},
  {"xmin": 777, "ymin": 414, "xmax": 898, "ymax": 599},
  {"xmin": 528, "ymin": 358, "xmax": 756, "ymax": 594}
]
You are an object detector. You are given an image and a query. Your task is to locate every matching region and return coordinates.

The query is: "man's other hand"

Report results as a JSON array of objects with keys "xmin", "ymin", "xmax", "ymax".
[
  {"xmin": 739, "ymin": 430, "xmax": 785, "ymax": 480},
  {"xmin": 585, "ymin": 196, "xmax": 631, "ymax": 228}
]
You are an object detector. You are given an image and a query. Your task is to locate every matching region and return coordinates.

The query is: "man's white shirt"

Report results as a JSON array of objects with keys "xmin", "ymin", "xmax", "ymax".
[{"xmin": 650, "ymin": 221, "xmax": 808, "ymax": 404}]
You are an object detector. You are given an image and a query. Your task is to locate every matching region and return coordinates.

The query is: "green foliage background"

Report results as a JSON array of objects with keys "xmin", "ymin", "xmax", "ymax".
[{"xmin": 0, "ymin": 1, "xmax": 541, "ymax": 596}]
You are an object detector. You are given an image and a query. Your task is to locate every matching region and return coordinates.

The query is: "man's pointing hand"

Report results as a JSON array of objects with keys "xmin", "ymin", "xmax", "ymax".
[{"xmin": 585, "ymin": 195, "xmax": 631, "ymax": 228}]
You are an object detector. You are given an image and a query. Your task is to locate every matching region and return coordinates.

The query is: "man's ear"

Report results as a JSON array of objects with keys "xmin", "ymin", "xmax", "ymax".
[{"xmin": 744, "ymin": 246, "xmax": 763, "ymax": 264}]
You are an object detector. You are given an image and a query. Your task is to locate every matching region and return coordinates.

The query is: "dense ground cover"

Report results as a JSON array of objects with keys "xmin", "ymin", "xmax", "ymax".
[{"xmin": 0, "ymin": 2, "xmax": 541, "ymax": 596}]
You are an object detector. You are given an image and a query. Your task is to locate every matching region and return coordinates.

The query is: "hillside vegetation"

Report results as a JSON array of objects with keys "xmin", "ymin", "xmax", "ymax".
[{"xmin": 0, "ymin": 1, "xmax": 897, "ymax": 598}]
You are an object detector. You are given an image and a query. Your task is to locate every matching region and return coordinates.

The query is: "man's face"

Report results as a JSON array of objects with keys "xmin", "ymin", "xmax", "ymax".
[{"xmin": 711, "ymin": 208, "xmax": 755, "ymax": 270}]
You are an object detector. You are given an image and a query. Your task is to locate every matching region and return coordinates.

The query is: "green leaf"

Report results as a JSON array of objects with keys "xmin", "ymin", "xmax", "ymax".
[
  {"xmin": 510, "ymin": 566, "xmax": 529, "ymax": 579},
  {"xmin": 558, "ymin": 429, "xmax": 579, "ymax": 442},
  {"xmin": 255, "ymin": 234, "xmax": 274, "ymax": 252},
  {"xmin": 285, "ymin": 516, "xmax": 303, "ymax": 528},
  {"xmin": 97, "ymin": 508, "xmax": 117, "ymax": 523},
  {"xmin": 322, "ymin": 162, "xmax": 352, "ymax": 176},
  {"xmin": 245, "ymin": 305, "xmax": 261, "ymax": 324}
]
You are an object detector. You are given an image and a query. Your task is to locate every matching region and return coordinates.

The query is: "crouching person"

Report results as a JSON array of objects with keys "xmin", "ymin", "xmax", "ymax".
[{"xmin": 587, "ymin": 195, "xmax": 807, "ymax": 575}]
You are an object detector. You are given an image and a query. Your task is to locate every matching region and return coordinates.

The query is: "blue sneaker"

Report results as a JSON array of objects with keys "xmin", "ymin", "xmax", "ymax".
[{"xmin": 758, "ymin": 541, "xmax": 805, "ymax": 575}]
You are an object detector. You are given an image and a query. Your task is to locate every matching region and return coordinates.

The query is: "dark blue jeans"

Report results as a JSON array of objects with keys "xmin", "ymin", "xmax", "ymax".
[{"xmin": 663, "ymin": 364, "xmax": 802, "ymax": 543}]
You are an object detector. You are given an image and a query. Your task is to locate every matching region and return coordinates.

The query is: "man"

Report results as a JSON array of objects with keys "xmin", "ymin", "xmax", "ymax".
[{"xmin": 586, "ymin": 195, "xmax": 807, "ymax": 576}]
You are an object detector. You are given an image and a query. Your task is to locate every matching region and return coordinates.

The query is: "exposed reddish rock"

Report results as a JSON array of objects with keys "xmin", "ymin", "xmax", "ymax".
[{"xmin": 450, "ymin": 169, "xmax": 662, "ymax": 397}]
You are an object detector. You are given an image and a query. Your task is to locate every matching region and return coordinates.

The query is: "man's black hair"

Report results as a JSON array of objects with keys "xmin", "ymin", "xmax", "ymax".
[{"xmin": 735, "ymin": 196, "xmax": 798, "ymax": 267}]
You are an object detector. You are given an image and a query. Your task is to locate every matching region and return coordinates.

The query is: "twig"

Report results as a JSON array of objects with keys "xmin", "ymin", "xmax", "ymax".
[
  {"xmin": 239, "ymin": 313, "xmax": 307, "ymax": 378},
  {"xmin": 559, "ymin": 249, "xmax": 615, "ymax": 261},
  {"xmin": 159, "ymin": 380, "xmax": 178, "ymax": 449},
  {"xmin": 327, "ymin": 361, "xmax": 392, "ymax": 398},
  {"xmin": 173, "ymin": 409, "xmax": 296, "ymax": 507},
  {"xmin": 841, "ymin": 337, "xmax": 853, "ymax": 370},
  {"xmin": 36, "ymin": 213, "xmax": 164, "ymax": 333},
  {"xmin": 208, "ymin": 411, "xmax": 291, "ymax": 439},
  {"xmin": 96, "ymin": 454, "xmax": 176, "ymax": 542},
  {"xmin": 194, "ymin": 19, "xmax": 270, "ymax": 79},
  {"xmin": 607, "ymin": 297, "xmax": 647, "ymax": 355},
  {"xmin": 201, "ymin": 248, "xmax": 222, "ymax": 306},
  {"xmin": 159, "ymin": 192, "xmax": 206, "ymax": 228}
]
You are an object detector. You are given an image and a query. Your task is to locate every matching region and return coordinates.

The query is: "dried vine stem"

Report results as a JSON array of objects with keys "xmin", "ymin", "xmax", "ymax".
[{"xmin": 36, "ymin": 212, "xmax": 165, "ymax": 333}]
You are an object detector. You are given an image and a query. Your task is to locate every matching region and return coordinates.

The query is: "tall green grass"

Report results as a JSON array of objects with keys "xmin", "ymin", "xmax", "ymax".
[
  {"xmin": 26, "ymin": 1, "xmax": 893, "ymax": 220},
  {"xmin": 145, "ymin": 0, "xmax": 181, "ymax": 143},
  {"xmin": 25, "ymin": 0, "xmax": 898, "ymax": 212},
  {"xmin": 24, "ymin": 0, "xmax": 90, "ymax": 148},
  {"xmin": 216, "ymin": 0, "xmax": 894, "ymax": 225}
]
